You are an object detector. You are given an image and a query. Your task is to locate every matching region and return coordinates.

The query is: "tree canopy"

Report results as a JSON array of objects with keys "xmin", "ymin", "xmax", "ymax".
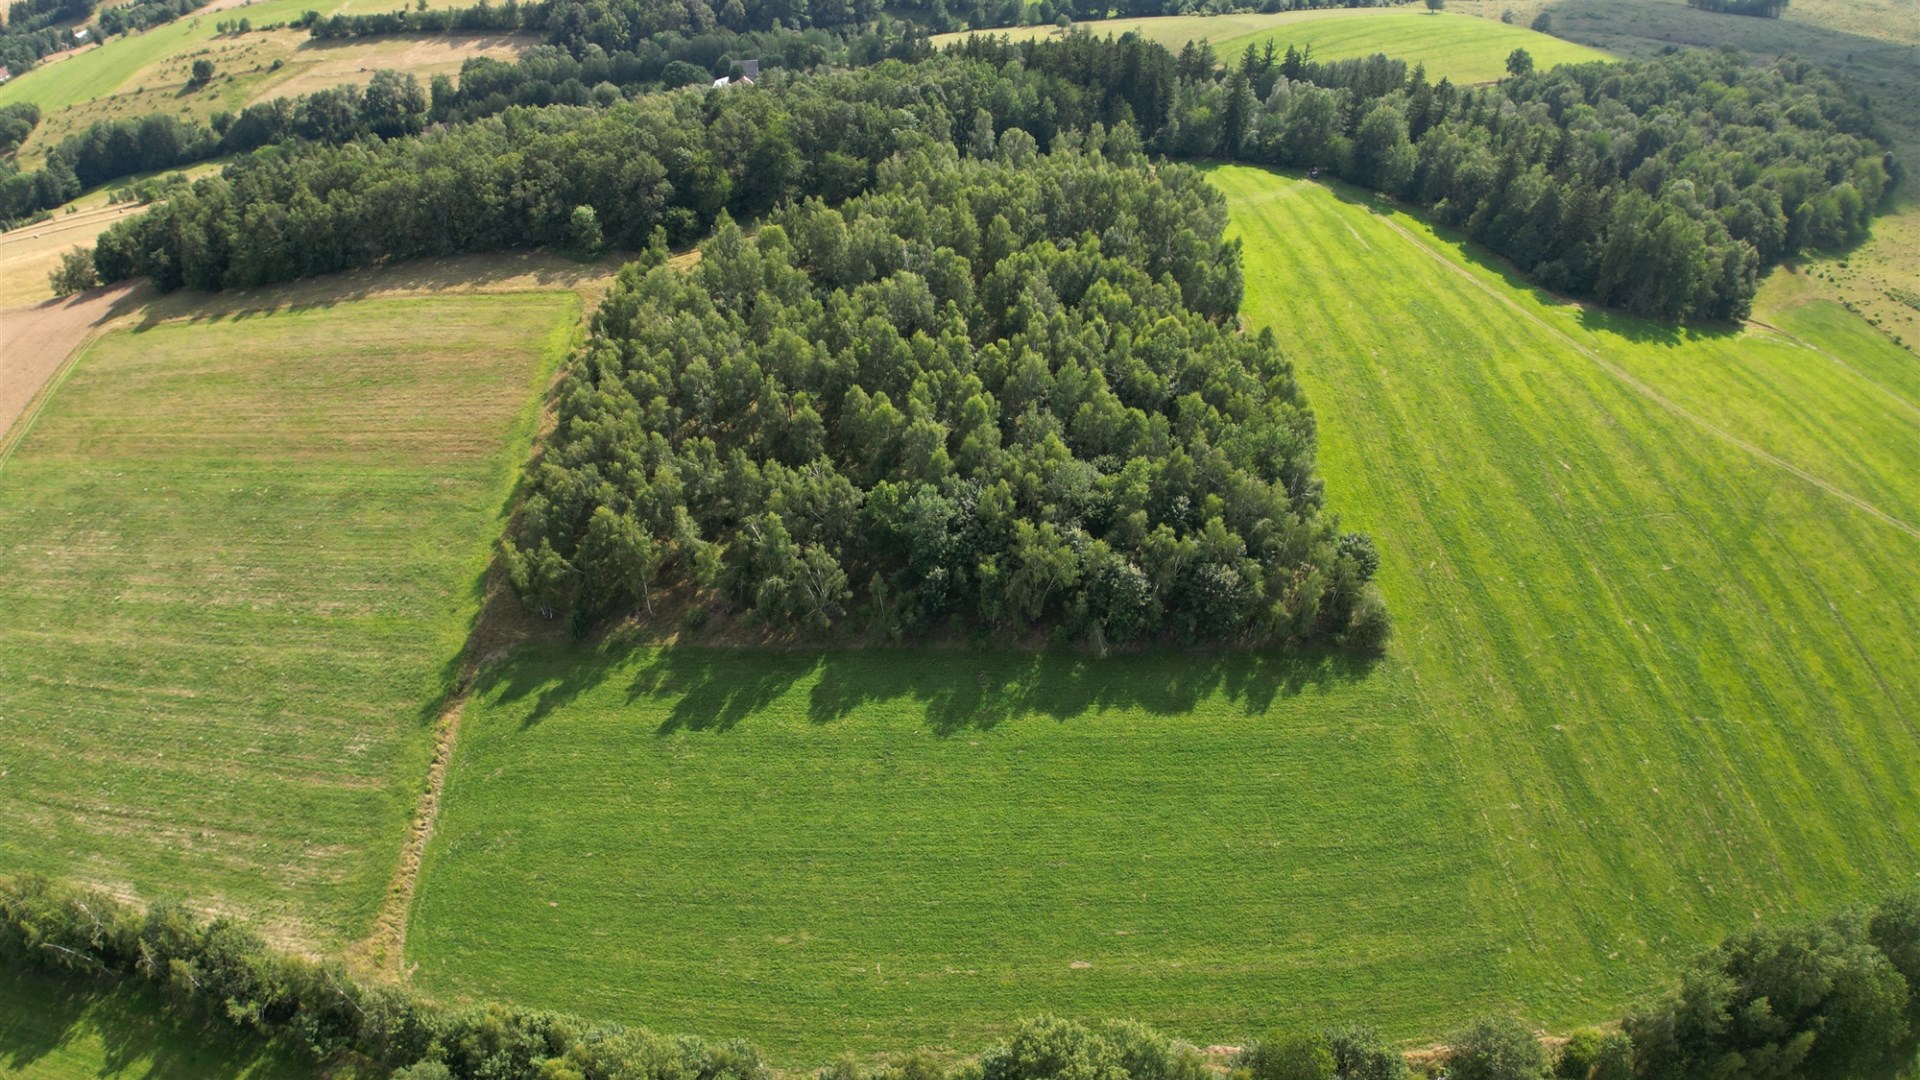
[
  {"xmin": 509, "ymin": 142, "xmax": 1386, "ymax": 647},
  {"xmin": 951, "ymin": 36, "xmax": 1894, "ymax": 322}
]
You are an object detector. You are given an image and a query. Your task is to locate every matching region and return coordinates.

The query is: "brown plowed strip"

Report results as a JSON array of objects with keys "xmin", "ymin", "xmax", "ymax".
[{"xmin": 0, "ymin": 283, "xmax": 144, "ymax": 462}]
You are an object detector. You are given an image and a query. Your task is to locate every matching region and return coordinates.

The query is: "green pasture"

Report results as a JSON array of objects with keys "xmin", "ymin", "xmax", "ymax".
[
  {"xmin": 408, "ymin": 168, "xmax": 1920, "ymax": 1063},
  {"xmin": 0, "ymin": 970, "xmax": 311, "ymax": 1079},
  {"xmin": 934, "ymin": 9, "xmax": 1611, "ymax": 83},
  {"xmin": 0, "ymin": 291, "xmax": 577, "ymax": 948}
]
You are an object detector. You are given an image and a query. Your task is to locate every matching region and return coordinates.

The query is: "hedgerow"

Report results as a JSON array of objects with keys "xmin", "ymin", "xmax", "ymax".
[{"xmin": 5, "ymin": 874, "xmax": 1919, "ymax": 1079}]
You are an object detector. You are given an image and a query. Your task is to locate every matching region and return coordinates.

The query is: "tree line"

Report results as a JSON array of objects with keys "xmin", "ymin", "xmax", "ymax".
[
  {"xmin": 6, "ymin": 871, "xmax": 1920, "ymax": 1079},
  {"xmin": 299, "ymin": 0, "xmax": 1404, "ymax": 50},
  {"xmin": 507, "ymin": 142, "xmax": 1386, "ymax": 647},
  {"xmin": 0, "ymin": 69, "xmax": 434, "ymax": 225},
  {"xmin": 81, "ymin": 59, "xmax": 969, "ymax": 288},
  {"xmin": 69, "ymin": 41, "xmax": 1889, "ymax": 322},
  {"xmin": 1, "ymin": 18, "xmax": 922, "ymax": 228},
  {"xmin": 948, "ymin": 34, "xmax": 1892, "ymax": 321}
]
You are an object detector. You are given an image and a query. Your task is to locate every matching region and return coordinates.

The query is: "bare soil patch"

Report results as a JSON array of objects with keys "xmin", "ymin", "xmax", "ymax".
[{"xmin": 0, "ymin": 282, "xmax": 145, "ymax": 455}]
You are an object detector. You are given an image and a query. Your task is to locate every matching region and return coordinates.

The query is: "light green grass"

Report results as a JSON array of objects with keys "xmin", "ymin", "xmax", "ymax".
[
  {"xmin": 0, "ymin": 291, "xmax": 578, "ymax": 948},
  {"xmin": 409, "ymin": 169, "xmax": 1920, "ymax": 1065},
  {"xmin": 934, "ymin": 9, "xmax": 1611, "ymax": 83},
  {"xmin": 0, "ymin": 970, "xmax": 311, "ymax": 1079}
]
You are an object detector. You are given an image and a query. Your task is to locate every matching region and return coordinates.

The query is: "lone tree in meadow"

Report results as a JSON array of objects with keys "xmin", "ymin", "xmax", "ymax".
[
  {"xmin": 1425, "ymin": 0, "xmax": 1445, "ymax": 12},
  {"xmin": 1505, "ymin": 47, "xmax": 1534, "ymax": 77},
  {"xmin": 189, "ymin": 58, "xmax": 215, "ymax": 86}
]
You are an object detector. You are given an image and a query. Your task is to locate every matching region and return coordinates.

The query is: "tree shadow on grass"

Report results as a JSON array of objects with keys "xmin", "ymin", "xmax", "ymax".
[
  {"xmin": 800, "ymin": 646, "xmax": 1377, "ymax": 735},
  {"xmin": 0, "ymin": 968, "xmax": 302, "ymax": 1079},
  {"xmin": 480, "ymin": 640, "xmax": 1382, "ymax": 737}
]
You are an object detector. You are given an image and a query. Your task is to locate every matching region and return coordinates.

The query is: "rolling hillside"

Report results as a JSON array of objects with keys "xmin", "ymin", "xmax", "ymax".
[
  {"xmin": 933, "ymin": 9, "xmax": 1610, "ymax": 83},
  {"xmin": 401, "ymin": 168, "xmax": 1920, "ymax": 1062},
  {"xmin": 0, "ymin": 0, "xmax": 524, "ymax": 163}
]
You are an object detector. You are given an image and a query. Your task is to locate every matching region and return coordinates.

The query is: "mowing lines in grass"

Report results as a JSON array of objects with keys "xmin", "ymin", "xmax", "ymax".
[
  {"xmin": 0, "ymin": 292, "xmax": 578, "ymax": 948},
  {"xmin": 409, "ymin": 169, "xmax": 1920, "ymax": 1064},
  {"xmin": 410, "ymin": 647, "xmax": 1506, "ymax": 1060},
  {"xmin": 1215, "ymin": 162, "xmax": 1920, "ymax": 1026}
]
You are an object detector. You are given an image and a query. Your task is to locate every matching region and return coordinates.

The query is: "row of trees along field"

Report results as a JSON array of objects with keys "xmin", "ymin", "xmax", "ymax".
[
  {"xmin": 950, "ymin": 34, "xmax": 1894, "ymax": 321},
  {"xmin": 1685, "ymin": 0, "xmax": 1787, "ymax": 17},
  {"xmin": 0, "ymin": 22, "xmax": 926, "ymax": 228},
  {"xmin": 508, "ymin": 145, "xmax": 1385, "ymax": 646},
  {"xmin": 6, "ymin": 871, "xmax": 1920, "ymax": 1079},
  {"xmin": 300, "ymin": 0, "xmax": 1403, "ymax": 47},
  {"xmin": 96, "ymin": 0, "xmax": 217, "ymax": 38}
]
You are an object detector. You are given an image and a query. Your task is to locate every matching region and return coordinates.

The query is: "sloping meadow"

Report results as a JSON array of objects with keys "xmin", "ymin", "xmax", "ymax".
[
  {"xmin": 408, "ymin": 166, "xmax": 1920, "ymax": 1062},
  {"xmin": 0, "ymin": 291, "xmax": 578, "ymax": 947}
]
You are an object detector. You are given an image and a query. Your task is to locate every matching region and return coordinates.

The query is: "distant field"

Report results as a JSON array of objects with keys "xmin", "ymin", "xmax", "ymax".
[
  {"xmin": 406, "ymin": 169, "xmax": 1920, "ymax": 1063},
  {"xmin": 0, "ymin": 970, "xmax": 309, "ymax": 1079},
  {"xmin": 0, "ymin": 291, "xmax": 577, "ymax": 949},
  {"xmin": 933, "ymin": 9, "xmax": 1610, "ymax": 83},
  {"xmin": 0, "ymin": 0, "xmax": 523, "ymax": 162}
]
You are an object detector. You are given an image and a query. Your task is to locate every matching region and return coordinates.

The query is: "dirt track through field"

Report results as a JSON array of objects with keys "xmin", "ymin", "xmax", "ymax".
[{"xmin": 0, "ymin": 284, "xmax": 140, "ymax": 462}]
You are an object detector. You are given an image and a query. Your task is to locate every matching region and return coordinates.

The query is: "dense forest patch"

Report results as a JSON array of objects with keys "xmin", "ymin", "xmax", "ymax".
[
  {"xmin": 953, "ymin": 35, "xmax": 1895, "ymax": 321},
  {"xmin": 75, "ymin": 38, "xmax": 1892, "ymax": 326},
  {"xmin": 508, "ymin": 144, "xmax": 1384, "ymax": 646}
]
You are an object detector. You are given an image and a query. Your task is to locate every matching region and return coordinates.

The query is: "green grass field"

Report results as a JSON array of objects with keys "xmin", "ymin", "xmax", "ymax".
[
  {"xmin": 0, "ymin": 291, "xmax": 577, "ymax": 950},
  {"xmin": 0, "ymin": 970, "xmax": 311, "ymax": 1079},
  {"xmin": 933, "ymin": 9, "xmax": 1610, "ymax": 83},
  {"xmin": 406, "ymin": 169, "xmax": 1920, "ymax": 1064}
]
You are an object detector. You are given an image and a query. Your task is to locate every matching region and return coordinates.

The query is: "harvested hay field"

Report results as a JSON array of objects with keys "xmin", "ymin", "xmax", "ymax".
[{"xmin": 0, "ymin": 288, "xmax": 579, "ymax": 950}]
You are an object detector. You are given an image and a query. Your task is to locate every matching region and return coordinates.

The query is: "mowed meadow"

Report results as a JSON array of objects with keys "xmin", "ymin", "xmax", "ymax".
[
  {"xmin": 933, "ymin": 9, "xmax": 1610, "ymax": 83},
  {"xmin": 406, "ymin": 169, "xmax": 1920, "ymax": 1063},
  {"xmin": 0, "ymin": 291, "xmax": 578, "ymax": 948}
]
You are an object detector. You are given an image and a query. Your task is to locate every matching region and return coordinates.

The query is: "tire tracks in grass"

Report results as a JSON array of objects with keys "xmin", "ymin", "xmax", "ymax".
[{"xmin": 1370, "ymin": 210, "xmax": 1920, "ymax": 545}]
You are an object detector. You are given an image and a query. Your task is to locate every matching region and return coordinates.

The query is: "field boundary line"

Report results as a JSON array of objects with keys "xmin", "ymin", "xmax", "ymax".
[
  {"xmin": 0, "ymin": 304, "xmax": 123, "ymax": 475},
  {"xmin": 1369, "ymin": 207, "xmax": 1920, "ymax": 544},
  {"xmin": 1747, "ymin": 317, "xmax": 1920, "ymax": 423},
  {"xmin": 349, "ymin": 692, "xmax": 468, "ymax": 979}
]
